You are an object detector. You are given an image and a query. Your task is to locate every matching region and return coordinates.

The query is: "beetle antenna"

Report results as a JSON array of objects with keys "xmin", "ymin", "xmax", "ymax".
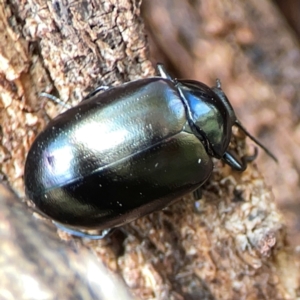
[{"xmin": 235, "ymin": 120, "xmax": 278, "ymax": 163}]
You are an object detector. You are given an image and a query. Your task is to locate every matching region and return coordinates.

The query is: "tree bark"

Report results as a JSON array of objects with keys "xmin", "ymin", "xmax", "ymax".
[
  {"xmin": 0, "ymin": 0, "xmax": 299, "ymax": 299},
  {"xmin": 143, "ymin": 0, "xmax": 300, "ymax": 248}
]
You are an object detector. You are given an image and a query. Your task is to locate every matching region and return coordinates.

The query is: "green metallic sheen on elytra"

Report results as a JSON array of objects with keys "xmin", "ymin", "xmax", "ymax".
[
  {"xmin": 25, "ymin": 64, "xmax": 275, "ymax": 237},
  {"xmin": 25, "ymin": 78, "xmax": 213, "ymax": 229},
  {"xmin": 26, "ymin": 79, "xmax": 185, "ymax": 193},
  {"xmin": 36, "ymin": 132, "xmax": 212, "ymax": 229}
]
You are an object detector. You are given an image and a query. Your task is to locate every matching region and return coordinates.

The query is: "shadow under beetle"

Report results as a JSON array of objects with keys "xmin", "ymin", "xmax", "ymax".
[{"xmin": 24, "ymin": 64, "xmax": 276, "ymax": 239}]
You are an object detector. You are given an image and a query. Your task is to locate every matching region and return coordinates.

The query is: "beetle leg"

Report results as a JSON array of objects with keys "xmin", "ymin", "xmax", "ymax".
[
  {"xmin": 83, "ymin": 85, "xmax": 111, "ymax": 100},
  {"xmin": 53, "ymin": 221, "xmax": 112, "ymax": 239},
  {"xmin": 193, "ymin": 188, "xmax": 202, "ymax": 200},
  {"xmin": 40, "ymin": 92, "xmax": 72, "ymax": 109},
  {"xmin": 156, "ymin": 63, "xmax": 173, "ymax": 80},
  {"xmin": 223, "ymin": 147, "xmax": 258, "ymax": 171}
]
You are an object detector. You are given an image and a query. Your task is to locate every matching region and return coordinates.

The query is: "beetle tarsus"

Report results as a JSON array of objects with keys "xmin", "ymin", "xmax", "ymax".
[
  {"xmin": 53, "ymin": 221, "xmax": 112, "ymax": 239},
  {"xmin": 241, "ymin": 146, "xmax": 258, "ymax": 163}
]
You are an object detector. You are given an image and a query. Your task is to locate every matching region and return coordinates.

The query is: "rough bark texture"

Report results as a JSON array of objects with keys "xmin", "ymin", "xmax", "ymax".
[
  {"xmin": 143, "ymin": 0, "xmax": 300, "ymax": 248},
  {"xmin": 0, "ymin": 183, "xmax": 133, "ymax": 299},
  {"xmin": 0, "ymin": 0, "xmax": 299, "ymax": 300}
]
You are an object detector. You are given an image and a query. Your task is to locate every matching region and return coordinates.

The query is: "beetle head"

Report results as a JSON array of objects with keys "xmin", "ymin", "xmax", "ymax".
[
  {"xmin": 177, "ymin": 78, "xmax": 277, "ymax": 167},
  {"xmin": 177, "ymin": 79, "xmax": 236, "ymax": 159}
]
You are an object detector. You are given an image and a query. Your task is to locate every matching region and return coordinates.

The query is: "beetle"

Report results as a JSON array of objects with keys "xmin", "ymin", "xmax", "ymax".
[{"xmin": 24, "ymin": 64, "xmax": 276, "ymax": 239}]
